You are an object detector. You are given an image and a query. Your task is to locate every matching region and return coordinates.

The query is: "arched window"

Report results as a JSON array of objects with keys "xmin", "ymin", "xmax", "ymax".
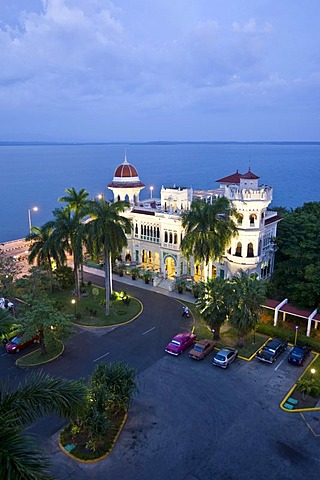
[
  {"xmin": 147, "ymin": 226, "xmax": 150, "ymax": 237},
  {"xmin": 157, "ymin": 227, "xmax": 160, "ymax": 238},
  {"xmin": 140, "ymin": 225, "xmax": 143, "ymax": 235},
  {"xmin": 143, "ymin": 225, "xmax": 146, "ymax": 236},
  {"xmin": 258, "ymin": 239, "xmax": 262, "ymax": 256},
  {"xmin": 247, "ymin": 243, "xmax": 254, "ymax": 257},
  {"xmin": 164, "ymin": 231, "xmax": 168, "ymax": 243},
  {"xmin": 174, "ymin": 233, "xmax": 178, "ymax": 244},
  {"xmin": 169, "ymin": 232, "xmax": 173, "ymax": 243},
  {"xmin": 249, "ymin": 214, "xmax": 257, "ymax": 226},
  {"xmin": 235, "ymin": 242, "xmax": 242, "ymax": 257},
  {"xmin": 135, "ymin": 223, "xmax": 138, "ymax": 235}
]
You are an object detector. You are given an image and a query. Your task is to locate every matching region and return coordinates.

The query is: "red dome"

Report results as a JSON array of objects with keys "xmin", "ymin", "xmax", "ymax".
[
  {"xmin": 114, "ymin": 162, "xmax": 138, "ymax": 178},
  {"xmin": 108, "ymin": 156, "xmax": 145, "ymax": 189}
]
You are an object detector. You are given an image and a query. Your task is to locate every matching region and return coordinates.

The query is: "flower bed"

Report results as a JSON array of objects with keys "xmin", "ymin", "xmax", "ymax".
[{"xmin": 59, "ymin": 410, "xmax": 127, "ymax": 462}]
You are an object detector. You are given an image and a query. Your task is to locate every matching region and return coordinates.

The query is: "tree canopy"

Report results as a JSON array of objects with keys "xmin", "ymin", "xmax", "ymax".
[
  {"xmin": 269, "ymin": 202, "xmax": 320, "ymax": 308},
  {"xmin": 0, "ymin": 371, "xmax": 86, "ymax": 480},
  {"xmin": 181, "ymin": 197, "xmax": 238, "ymax": 266}
]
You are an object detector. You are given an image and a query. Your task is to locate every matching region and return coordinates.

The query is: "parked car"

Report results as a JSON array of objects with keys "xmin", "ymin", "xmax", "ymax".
[
  {"xmin": 212, "ymin": 347, "xmax": 238, "ymax": 368},
  {"xmin": 5, "ymin": 334, "xmax": 40, "ymax": 354},
  {"xmin": 165, "ymin": 332, "xmax": 196, "ymax": 356},
  {"xmin": 288, "ymin": 344, "xmax": 311, "ymax": 366},
  {"xmin": 255, "ymin": 338, "xmax": 288, "ymax": 364},
  {"xmin": 189, "ymin": 339, "xmax": 215, "ymax": 360}
]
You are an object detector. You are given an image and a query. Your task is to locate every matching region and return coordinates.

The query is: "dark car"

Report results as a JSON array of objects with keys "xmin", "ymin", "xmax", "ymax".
[
  {"xmin": 212, "ymin": 348, "xmax": 238, "ymax": 368},
  {"xmin": 288, "ymin": 344, "xmax": 311, "ymax": 366},
  {"xmin": 255, "ymin": 338, "xmax": 288, "ymax": 364}
]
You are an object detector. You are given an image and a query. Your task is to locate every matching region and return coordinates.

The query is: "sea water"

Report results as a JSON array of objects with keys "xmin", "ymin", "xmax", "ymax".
[{"xmin": 1, "ymin": 142, "xmax": 319, "ymax": 242}]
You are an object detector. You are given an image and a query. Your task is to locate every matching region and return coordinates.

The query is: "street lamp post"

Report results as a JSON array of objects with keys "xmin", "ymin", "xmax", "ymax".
[
  {"xmin": 294, "ymin": 325, "xmax": 299, "ymax": 345},
  {"xmin": 28, "ymin": 206, "xmax": 38, "ymax": 234},
  {"xmin": 150, "ymin": 186, "xmax": 154, "ymax": 200},
  {"xmin": 310, "ymin": 368, "xmax": 316, "ymax": 381},
  {"xmin": 71, "ymin": 299, "xmax": 76, "ymax": 317}
]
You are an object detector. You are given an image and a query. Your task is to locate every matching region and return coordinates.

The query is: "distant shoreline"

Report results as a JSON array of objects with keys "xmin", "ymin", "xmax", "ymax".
[{"xmin": 0, "ymin": 141, "xmax": 320, "ymax": 147}]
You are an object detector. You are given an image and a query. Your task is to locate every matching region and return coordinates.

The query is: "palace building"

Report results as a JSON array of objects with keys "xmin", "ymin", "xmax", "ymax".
[{"xmin": 107, "ymin": 156, "xmax": 281, "ymax": 283}]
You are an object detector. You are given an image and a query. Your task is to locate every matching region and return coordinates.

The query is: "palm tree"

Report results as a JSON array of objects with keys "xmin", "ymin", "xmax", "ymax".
[
  {"xmin": 228, "ymin": 272, "xmax": 266, "ymax": 347},
  {"xmin": 196, "ymin": 277, "xmax": 231, "ymax": 339},
  {"xmin": 48, "ymin": 206, "xmax": 85, "ymax": 298},
  {"xmin": 58, "ymin": 187, "xmax": 90, "ymax": 214},
  {"xmin": 0, "ymin": 371, "xmax": 86, "ymax": 480},
  {"xmin": 181, "ymin": 197, "xmax": 238, "ymax": 280},
  {"xmin": 85, "ymin": 198, "xmax": 131, "ymax": 315},
  {"xmin": 26, "ymin": 223, "xmax": 65, "ymax": 284},
  {"xmin": 58, "ymin": 187, "xmax": 91, "ymax": 287}
]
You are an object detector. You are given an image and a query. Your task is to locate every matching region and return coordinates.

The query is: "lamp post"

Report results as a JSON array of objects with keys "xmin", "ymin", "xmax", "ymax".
[
  {"xmin": 294, "ymin": 325, "xmax": 299, "ymax": 345},
  {"xmin": 71, "ymin": 299, "xmax": 76, "ymax": 317},
  {"xmin": 150, "ymin": 186, "xmax": 154, "ymax": 200},
  {"xmin": 28, "ymin": 206, "xmax": 38, "ymax": 234},
  {"xmin": 310, "ymin": 368, "xmax": 316, "ymax": 381}
]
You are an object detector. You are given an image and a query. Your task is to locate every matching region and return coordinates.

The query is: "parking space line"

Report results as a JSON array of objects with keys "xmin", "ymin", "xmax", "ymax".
[
  {"xmin": 142, "ymin": 326, "xmax": 156, "ymax": 336},
  {"xmin": 1, "ymin": 352, "xmax": 7, "ymax": 357},
  {"xmin": 93, "ymin": 352, "xmax": 110, "ymax": 362},
  {"xmin": 274, "ymin": 358, "xmax": 285, "ymax": 371},
  {"xmin": 300, "ymin": 413, "xmax": 320, "ymax": 437}
]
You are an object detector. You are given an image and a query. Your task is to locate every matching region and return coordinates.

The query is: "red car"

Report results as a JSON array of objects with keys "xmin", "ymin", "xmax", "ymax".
[
  {"xmin": 5, "ymin": 334, "xmax": 40, "ymax": 354},
  {"xmin": 165, "ymin": 332, "xmax": 196, "ymax": 356}
]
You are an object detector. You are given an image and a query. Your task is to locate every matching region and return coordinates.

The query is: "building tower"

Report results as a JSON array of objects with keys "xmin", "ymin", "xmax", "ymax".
[
  {"xmin": 107, "ymin": 155, "xmax": 145, "ymax": 206},
  {"xmin": 216, "ymin": 169, "xmax": 280, "ymax": 279}
]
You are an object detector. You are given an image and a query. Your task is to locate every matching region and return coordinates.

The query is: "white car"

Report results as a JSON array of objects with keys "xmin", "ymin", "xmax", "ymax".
[{"xmin": 212, "ymin": 348, "xmax": 238, "ymax": 368}]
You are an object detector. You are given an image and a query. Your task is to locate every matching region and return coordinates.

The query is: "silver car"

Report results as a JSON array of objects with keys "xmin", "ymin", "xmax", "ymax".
[{"xmin": 212, "ymin": 348, "xmax": 238, "ymax": 368}]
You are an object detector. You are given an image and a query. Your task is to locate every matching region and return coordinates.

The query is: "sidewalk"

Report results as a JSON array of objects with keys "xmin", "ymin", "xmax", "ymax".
[{"xmin": 83, "ymin": 265, "xmax": 197, "ymax": 304}]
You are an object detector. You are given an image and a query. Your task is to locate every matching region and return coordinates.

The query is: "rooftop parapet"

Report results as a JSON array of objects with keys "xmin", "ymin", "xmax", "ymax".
[{"xmin": 225, "ymin": 184, "xmax": 273, "ymax": 202}]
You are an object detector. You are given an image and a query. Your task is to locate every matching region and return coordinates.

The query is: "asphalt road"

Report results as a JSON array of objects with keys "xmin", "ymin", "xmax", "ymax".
[{"xmin": 1, "ymin": 275, "xmax": 320, "ymax": 480}]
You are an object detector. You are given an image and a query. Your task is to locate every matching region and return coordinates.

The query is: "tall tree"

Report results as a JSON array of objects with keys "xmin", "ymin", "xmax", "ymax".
[
  {"xmin": 269, "ymin": 202, "xmax": 320, "ymax": 308},
  {"xmin": 0, "ymin": 249, "xmax": 22, "ymax": 297},
  {"xmin": 196, "ymin": 277, "xmax": 232, "ymax": 339},
  {"xmin": 0, "ymin": 371, "xmax": 86, "ymax": 480},
  {"xmin": 57, "ymin": 187, "xmax": 91, "ymax": 292},
  {"xmin": 85, "ymin": 198, "xmax": 131, "ymax": 316},
  {"xmin": 26, "ymin": 224, "xmax": 65, "ymax": 284},
  {"xmin": 48, "ymin": 206, "xmax": 84, "ymax": 298},
  {"xmin": 181, "ymin": 197, "xmax": 238, "ymax": 279},
  {"xmin": 229, "ymin": 272, "xmax": 266, "ymax": 347},
  {"xmin": 19, "ymin": 295, "xmax": 72, "ymax": 355}
]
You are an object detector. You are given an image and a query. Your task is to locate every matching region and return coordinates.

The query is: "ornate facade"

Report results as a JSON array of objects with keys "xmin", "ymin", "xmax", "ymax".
[{"xmin": 107, "ymin": 157, "xmax": 281, "ymax": 281}]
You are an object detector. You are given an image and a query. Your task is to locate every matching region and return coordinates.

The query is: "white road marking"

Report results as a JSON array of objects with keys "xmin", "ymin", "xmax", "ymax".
[
  {"xmin": 274, "ymin": 357, "xmax": 285, "ymax": 371},
  {"xmin": 142, "ymin": 326, "xmax": 156, "ymax": 336},
  {"xmin": 93, "ymin": 352, "xmax": 110, "ymax": 362},
  {"xmin": 1, "ymin": 352, "xmax": 8, "ymax": 357}
]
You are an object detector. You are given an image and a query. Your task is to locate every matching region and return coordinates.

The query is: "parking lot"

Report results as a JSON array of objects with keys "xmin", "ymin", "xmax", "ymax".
[
  {"xmin": 2, "ymin": 273, "xmax": 320, "ymax": 480},
  {"xmin": 46, "ymin": 341, "xmax": 320, "ymax": 480}
]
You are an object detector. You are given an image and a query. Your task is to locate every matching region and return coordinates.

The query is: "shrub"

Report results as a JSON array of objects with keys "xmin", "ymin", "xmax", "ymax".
[
  {"xmin": 256, "ymin": 322, "xmax": 320, "ymax": 352},
  {"xmin": 296, "ymin": 378, "xmax": 320, "ymax": 398}
]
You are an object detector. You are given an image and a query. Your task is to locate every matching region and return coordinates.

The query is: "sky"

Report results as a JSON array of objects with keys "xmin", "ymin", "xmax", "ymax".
[{"xmin": 0, "ymin": 0, "xmax": 319, "ymax": 142}]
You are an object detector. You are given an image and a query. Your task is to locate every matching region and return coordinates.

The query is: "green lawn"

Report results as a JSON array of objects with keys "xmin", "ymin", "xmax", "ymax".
[
  {"xmin": 50, "ymin": 287, "xmax": 142, "ymax": 327},
  {"xmin": 185, "ymin": 301, "xmax": 268, "ymax": 359},
  {"xmin": 16, "ymin": 341, "xmax": 64, "ymax": 367}
]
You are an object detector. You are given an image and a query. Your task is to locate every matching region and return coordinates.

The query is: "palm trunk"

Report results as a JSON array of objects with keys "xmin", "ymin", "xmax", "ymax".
[
  {"xmin": 39, "ymin": 329, "xmax": 47, "ymax": 355},
  {"xmin": 47, "ymin": 254, "xmax": 54, "ymax": 292},
  {"xmin": 104, "ymin": 245, "xmax": 110, "ymax": 316}
]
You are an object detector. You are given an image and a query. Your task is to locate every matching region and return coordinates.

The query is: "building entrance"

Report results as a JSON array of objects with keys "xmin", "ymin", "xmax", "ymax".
[{"xmin": 165, "ymin": 257, "xmax": 176, "ymax": 278}]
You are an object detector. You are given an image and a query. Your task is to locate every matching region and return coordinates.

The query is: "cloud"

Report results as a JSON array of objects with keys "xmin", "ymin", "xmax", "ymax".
[
  {"xmin": 0, "ymin": 1, "xmax": 318, "ymax": 141},
  {"xmin": 232, "ymin": 18, "xmax": 273, "ymax": 35}
]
